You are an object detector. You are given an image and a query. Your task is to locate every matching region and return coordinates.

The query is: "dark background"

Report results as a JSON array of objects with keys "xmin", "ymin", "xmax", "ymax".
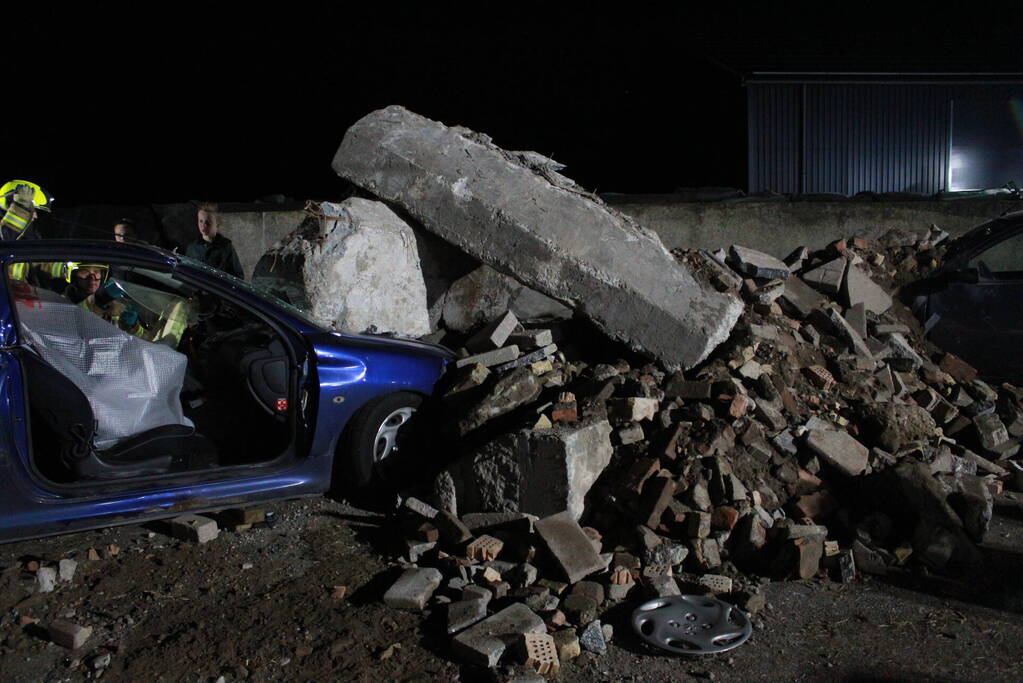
[{"xmin": 7, "ymin": 4, "xmax": 1023, "ymax": 207}]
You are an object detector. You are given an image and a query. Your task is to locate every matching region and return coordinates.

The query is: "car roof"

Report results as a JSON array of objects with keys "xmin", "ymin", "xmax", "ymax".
[{"xmin": 0, "ymin": 239, "xmax": 179, "ymax": 268}]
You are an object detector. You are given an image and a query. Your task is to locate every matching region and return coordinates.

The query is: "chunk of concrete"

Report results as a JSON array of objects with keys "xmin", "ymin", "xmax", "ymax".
[
  {"xmin": 466, "ymin": 310, "xmax": 519, "ymax": 353},
  {"xmin": 383, "ymin": 568, "xmax": 444, "ymax": 610},
  {"xmin": 842, "ymin": 264, "xmax": 892, "ymax": 314},
  {"xmin": 728, "ymin": 245, "xmax": 790, "ymax": 280},
  {"xmin": 802, "ymin": 258, "xmax": 846, "ymax": 295},
  {"xmin": 168, "ymin": 514, "xmax": 219, "ymax": 544},
  {"xmin": 333, "ymin": 106, "xmax": 743, "ymax": 370},
  {"xmin": 535, "ymin": 511, "xmax": 607, "ymax": 583},
  {"xmin": 451, "ymin": 603, "xmax": 546, "ymax": 668},
  {"xmin": 778, "ymin": 276, "xmax": 823, "ymax": 319},
  {"xmin": 49, "ymin": 620, "xmax": 92, "ymax": 650},
  {"xmin": 805, "ymin": 430, "xmax": 869, "ymax": 476},
  {"xmin": 445, "ymin": 419, "xmax": 613, "ymax": 520},
  {"xmin": 442, "ymin": 264, "xmax": 572, "ymax": 333},
  {"xmin": 451, "ymin": 366, "xmax": 541, "ymax": 435},
  {"xmin": 252, "ymin": 198, "xmax": 430, "ymax": 336},
  {"xmin": 447, "ymin": 598, "xmax": 489, "ymax": 634}
]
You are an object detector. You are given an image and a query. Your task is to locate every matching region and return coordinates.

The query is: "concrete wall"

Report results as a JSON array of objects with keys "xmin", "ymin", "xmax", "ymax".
[{"xmin": 606, "ymin": 195, "xmax": 1023, "ymax": 257}]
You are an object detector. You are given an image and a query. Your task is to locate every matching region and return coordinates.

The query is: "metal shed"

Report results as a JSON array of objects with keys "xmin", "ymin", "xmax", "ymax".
[{"xmin": 747, "ymin": 75, "xmax": 1023, "ymax": 195}]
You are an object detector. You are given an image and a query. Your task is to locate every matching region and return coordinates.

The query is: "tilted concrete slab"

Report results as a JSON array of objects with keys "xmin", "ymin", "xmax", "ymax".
[{"xmin": 332, "ymin": 106, "xmax": 743, "ymax": 370}]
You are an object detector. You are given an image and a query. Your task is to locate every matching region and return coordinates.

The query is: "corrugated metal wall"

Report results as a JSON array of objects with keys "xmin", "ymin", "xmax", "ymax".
[{"xmin": 747, "ymin": 82, "xmax": 1020, "ymax": 195}]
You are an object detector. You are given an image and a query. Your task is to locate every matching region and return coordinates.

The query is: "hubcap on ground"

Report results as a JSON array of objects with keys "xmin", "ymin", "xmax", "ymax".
[
  {"xmin": 631, "ymin": 595, "xmax": 752, "ymax": 655},
  {"xmin": 373, "ymin": 407, "xmax": 416, "ymax": 464}
]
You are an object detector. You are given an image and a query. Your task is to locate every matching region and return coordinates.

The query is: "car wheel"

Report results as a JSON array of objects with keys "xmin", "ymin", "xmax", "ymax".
[{"xmin": 340, "ymin": 391, "xmax": 424, "ymax": 487}]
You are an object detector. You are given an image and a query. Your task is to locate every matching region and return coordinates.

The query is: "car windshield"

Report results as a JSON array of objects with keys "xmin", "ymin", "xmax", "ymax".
[{"xmin": 176, "ymin": 253, "xmax": 330, "ymax": 332}]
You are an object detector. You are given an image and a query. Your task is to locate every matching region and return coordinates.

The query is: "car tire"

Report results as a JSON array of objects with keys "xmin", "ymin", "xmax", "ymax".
[{"xmin": 340, "ymin": 391, "xmax": 424, "ymax": 488}]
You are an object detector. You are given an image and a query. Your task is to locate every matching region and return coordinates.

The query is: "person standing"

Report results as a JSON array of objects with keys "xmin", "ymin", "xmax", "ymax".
[{"xmin": 184, "ymin": 202, "xmax": 244, "ymax": 279}]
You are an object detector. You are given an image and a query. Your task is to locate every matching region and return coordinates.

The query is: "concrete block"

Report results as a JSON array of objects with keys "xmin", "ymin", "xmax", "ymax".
[
  {"xmin": 467, "ymin": 310, "xmax": 519, "ymax": 353},
  {"xmin": 805, "ymin": 430, "xmax": 869, "ymax": 476},
  {"xmin": 169, "ymin": 514, "xmax": 219, "ymax": 544},
  {"xmin": 383, "ymin": 568, "xmax": 443, "ymax": 610},
  {"xmin": 454, "ymin": 345, "xmax": 521, "ymax": 369},
  {"xmin": 508, "ymin": 328, "xmax": 554, "ymax": 350},
  {"xmin": 446, "ymin": 419, "xmax": 613, "ymax": 520},
  {"xmin": 49, "ymin": 620, "xmax": 92, "ymax": 650},
  {"xmin": 451, "ymin": 603, "xmax": 546, "ymax": 668},
  {"xmin": 778, "ymin": 276, "xmax": 822, "ymax": 319},
  {"xmin": 452, "ymin": 366, "xmax": 541, "ymax": 435},
  {"xmin": 492, "ymin": 344, "xmax": 557, "ymax": 373},
  {"xmin": 842, "ymin": 264, "xmax": 892, "ymax": 314},
  {"xmin": 802, "ymin": 257, "xmax": 846, "ymax": 294},
  {"xmin": 728, "ymin": 245, "xmax": 790, "ymax": 280},
  {"xmin": 435, "ymin": 510, "xmax": 473, "ymax": 545},
  {"xmin": 447, "ymin": 598, "xmax": 489, "ymax": 634},
  {"xmin": 535, "ymin": 511, "xmax": 606, "ymax": 583},
  {"xmin": 334, "ymin": 106, "xmax": 742, "ymax": 370},
  {"xmin": 609, "ymin": 397, "xmax": 659, "ymax": 422}
]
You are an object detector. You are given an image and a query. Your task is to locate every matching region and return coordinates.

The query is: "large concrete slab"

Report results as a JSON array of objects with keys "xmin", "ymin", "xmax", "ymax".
[{"xmin": 333, "ymin": 106, "xmax": 743, "ymax": 370}]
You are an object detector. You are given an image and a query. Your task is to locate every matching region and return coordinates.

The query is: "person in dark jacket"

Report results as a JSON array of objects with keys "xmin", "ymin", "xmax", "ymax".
[{"xmin": 184, "ymin": 202, "xmax": 244, "ymax": 279}]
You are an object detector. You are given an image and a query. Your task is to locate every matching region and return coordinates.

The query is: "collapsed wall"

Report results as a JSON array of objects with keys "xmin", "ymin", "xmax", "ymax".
[{"xmin": 332, "ymin": 106, "xmax": 743, "ymax": 370}]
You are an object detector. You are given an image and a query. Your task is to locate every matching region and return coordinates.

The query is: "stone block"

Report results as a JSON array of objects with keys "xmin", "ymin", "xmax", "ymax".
[
  {"xmin": 451, "ymin": 603, "xmax": 545, "ymax": 668},
  {"xmin": 508, "ymin": 328, "xmax": 555, "ymax": 350},
  {"xmin": 447, "ymin": 598, "xmax": 489, "ymax": 634},
  {"xmin": 467, "ymin": 310, "xmax": 519, "ymax": 353},
  {"xmin": 805, "ymin": 430, "xmax": 869, "ymax": 476},
  {"xmin": 446, "ymin": 419, "xmax": 613, "ymax": 520},
  {"xmin": 609, "ymin": 397, "xmax": 659, "ymax": 422},
  {"xmin": 334, "ymin": 106, "xmax": 742, "ymax": 370},
  {"xmin": 383, "ymin": 568, "xmax": 443, "ymax": 610},
  {"xmin": 802, "ymin": 257, "xmax": 846, "ymax": 294},
  {"xmin": 492, "ymin": 344, "xmax": 558, "ymax": 373},
  {"xmin": 168, "ymin": 514, "xmax": 219, "ymax": 544},
  {"xmin": 534, "ymin": 511, "xmax": 606, "ymax": 583},
  {"xmin": 842, "ymin": 264, "xmax": 892, "ymax": 314},
  {"xmin": 778, "ymin": 275, "xmax": 822, "ymax": 319},
  {"xmin": 435, "ymin": 510, "xmax": 473, "ymax": 545},
  {"xmin": 452, "ymin": 366, "xmax": 540, "ymax": 435},
  {"xmin": 49, "ymin": 620, "xmax": 92, "ymax": 650},
  {"xmin": 552, "ymin": 629, "xmax": 581, "ymax": 661},
  {"xmin": 454, "ymin": 345, "xmax": 521, "ymax": 369},
  {"xmin": 561, "ymin": 594, "xmax": 598, "ymax": 625},
  {"xmin": 728, "ymin": 245, "xmax": 790, "ymax": 280}
]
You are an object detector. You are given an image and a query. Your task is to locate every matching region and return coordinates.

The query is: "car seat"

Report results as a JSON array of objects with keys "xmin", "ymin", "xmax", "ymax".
[{"xmin": 20, "ymin": 349, "xmax": 216, "ymax": 480}]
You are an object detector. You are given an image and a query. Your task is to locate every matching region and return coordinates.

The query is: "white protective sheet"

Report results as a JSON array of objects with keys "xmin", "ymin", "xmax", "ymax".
[{"xmin": 15, "ymin": 284, "xmax": 192, "ymax": 449}]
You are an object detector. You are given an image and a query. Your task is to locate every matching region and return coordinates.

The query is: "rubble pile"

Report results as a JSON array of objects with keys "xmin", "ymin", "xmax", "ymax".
[{"xmin": 374, "ymin": 230, "xmax": 1023, "ymax": 675}]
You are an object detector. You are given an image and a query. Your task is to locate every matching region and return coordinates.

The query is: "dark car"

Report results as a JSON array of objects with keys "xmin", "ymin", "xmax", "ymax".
[
  {"xmin": 0, "ymin": 240, "xmax": 453, "ymax": 543},
  {"xmin": 908, "ymin": 210, "xmax": 1023, "ymax": 383}
]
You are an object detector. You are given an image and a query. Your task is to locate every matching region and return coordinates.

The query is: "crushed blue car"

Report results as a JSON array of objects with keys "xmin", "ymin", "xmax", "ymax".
[{"xmin": 0, "ymin": 240, "xmax": 453, "ymax": 543}]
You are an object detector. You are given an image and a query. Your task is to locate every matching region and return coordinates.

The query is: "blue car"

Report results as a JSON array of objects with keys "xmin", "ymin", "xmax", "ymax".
[{"xmin": 0, "ymin": 240, "xmax": 452, "ymax": 543}]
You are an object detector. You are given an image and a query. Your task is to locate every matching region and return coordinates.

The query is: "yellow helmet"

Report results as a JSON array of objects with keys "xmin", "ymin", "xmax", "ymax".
[
  {"xmin": 63, "ymin": 262, "xmax": 109, "ymax": 285},
  {"xmin": 0, "ymin": 180, "xmax": 54, "ymax": 213}
]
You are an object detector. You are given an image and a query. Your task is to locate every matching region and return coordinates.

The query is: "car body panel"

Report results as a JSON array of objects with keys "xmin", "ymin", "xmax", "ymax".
[
  {"xmin": 909, "ymin": 211, "xmax": 1023, "ymax": 383},
  {"xmin": 0, "ymin": 240, "xmax": 452, "ymax": 542}
]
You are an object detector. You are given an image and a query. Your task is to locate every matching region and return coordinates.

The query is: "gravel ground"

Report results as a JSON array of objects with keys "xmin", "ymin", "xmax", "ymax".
[{"xmin": 2, "ymin": 497, "xmax": 1022, "ymax": 682}]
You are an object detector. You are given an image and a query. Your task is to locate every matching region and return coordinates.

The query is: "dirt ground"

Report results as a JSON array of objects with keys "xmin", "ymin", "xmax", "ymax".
[{"xmin": 2, "ymin": 496, "xmax": 1023, "ymax": 682}]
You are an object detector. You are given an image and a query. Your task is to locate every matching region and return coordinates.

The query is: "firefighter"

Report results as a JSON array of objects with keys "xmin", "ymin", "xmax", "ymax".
[
  {"xmin": 62, "ymin": 262, "xmax": 145, "ymax": 337},
  {"xmin": 2, "ymin": 180, "xmax": 54, "ymax": 281}
]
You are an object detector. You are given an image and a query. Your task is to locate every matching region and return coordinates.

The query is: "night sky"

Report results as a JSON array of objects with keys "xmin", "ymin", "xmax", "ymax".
[{"xmin": 9, "ymin": 5, "xmax": 1023, "ymax": 207}]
